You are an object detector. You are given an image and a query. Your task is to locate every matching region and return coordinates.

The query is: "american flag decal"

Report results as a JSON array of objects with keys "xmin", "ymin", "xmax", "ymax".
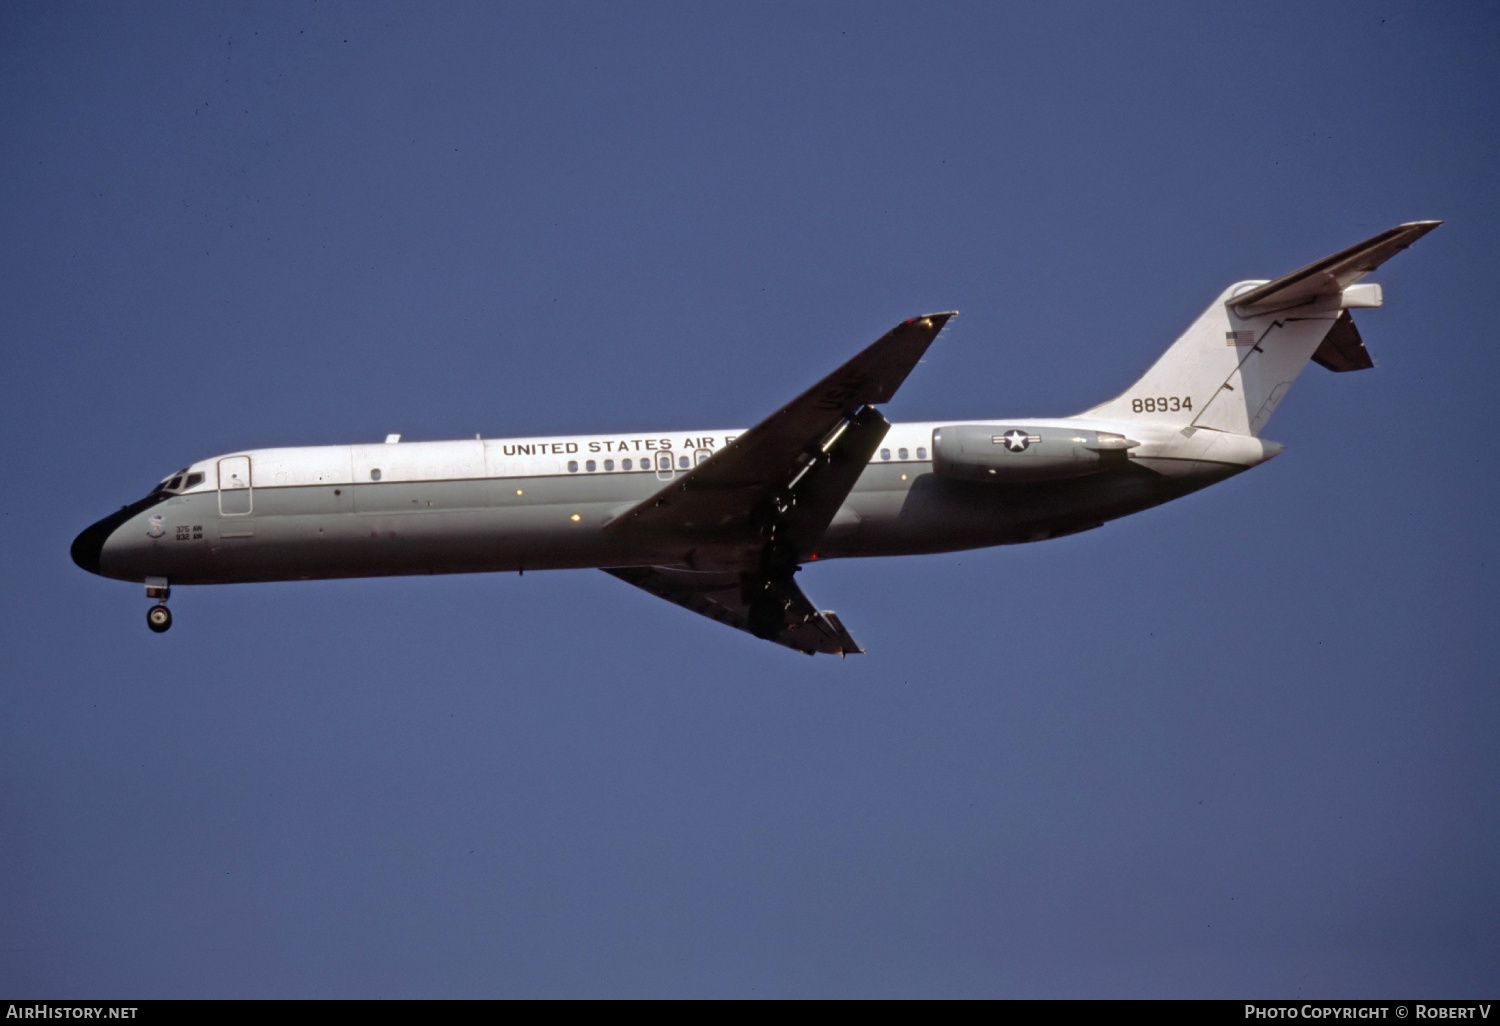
[{"xmin": 1225, "ymin": 330, "xmax": 1255, "ymax": 346}]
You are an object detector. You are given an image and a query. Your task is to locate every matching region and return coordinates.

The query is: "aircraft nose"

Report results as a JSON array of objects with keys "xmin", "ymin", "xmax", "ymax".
[
  {"xmin": 72, "ymin": 493, "xmax": 172, "ymax": 579},
  {"xmin": 71, "ymin": 500, "xmax": 150, "ymax": 577},
  {"xmin": 71, "ymin": 516, "xmax": 114, "ymax": 575}
]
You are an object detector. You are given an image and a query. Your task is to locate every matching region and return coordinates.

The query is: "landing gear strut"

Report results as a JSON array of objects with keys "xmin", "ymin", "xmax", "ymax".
[{"xmin": 145, "ymin": 577, "xmax": 172, "ymax": 633}]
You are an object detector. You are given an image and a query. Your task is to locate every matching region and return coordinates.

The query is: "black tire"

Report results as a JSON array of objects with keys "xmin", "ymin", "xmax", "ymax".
[{"xmin": 146, "ymin": 605, "xmax": 172, "ymax": 633}]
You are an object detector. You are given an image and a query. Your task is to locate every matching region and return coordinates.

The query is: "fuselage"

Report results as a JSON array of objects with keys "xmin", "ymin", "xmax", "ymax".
[{"xmin": 71, "ymin": 417, "xmax": 1280, "ymax": 587}]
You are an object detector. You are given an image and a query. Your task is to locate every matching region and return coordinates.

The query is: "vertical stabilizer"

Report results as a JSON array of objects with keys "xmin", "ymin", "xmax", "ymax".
[{"xmin": 1081, "ymin": 222, "xmax": 1439, "ymax": 436}]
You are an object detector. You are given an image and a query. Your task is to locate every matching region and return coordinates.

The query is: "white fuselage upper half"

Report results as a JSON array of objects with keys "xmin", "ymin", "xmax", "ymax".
[{"xmin": 162, "ymin": 417, "xmax": 1278, "ymax": 495}]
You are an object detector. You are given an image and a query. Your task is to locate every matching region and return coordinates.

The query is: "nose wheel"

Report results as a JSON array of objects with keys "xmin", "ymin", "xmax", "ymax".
[
  {"xmin": 146, "ymin": 604, "xmax": 172, "ymax": 633},
  {"xmin": 145, "ymin": 577, "xmax": 172, "ymax": 633}
]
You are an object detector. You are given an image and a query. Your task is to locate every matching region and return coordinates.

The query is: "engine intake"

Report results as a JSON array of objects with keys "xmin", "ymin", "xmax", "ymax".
[{"xmin": 931, "ymin": 425, "xmax": 1137, "ymax": 483}]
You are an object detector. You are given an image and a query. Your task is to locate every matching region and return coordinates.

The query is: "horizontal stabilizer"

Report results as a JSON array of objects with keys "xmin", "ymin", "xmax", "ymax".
[
  {"xmin": 1311, "ymin": 311, "xmax": 1375, "ymax": 373},
  {"xmin": 1229, "ymin": 221, "xmax": 1441, "ymax": 315}
]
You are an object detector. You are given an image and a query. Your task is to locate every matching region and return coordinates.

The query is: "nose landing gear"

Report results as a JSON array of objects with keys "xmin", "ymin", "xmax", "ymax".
[{"xmin": 145, "ymin": 577, "xmax": 172, "ymax": 633}]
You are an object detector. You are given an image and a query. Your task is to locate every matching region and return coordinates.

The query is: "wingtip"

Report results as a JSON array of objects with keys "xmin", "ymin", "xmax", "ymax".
[
  {"xmin": 1398, "ymin": 219, "xmax": 1444, "ymax": 236},
  {"xmin": 907, "ymin": 311, "xmax": 958, "ymax": 331},
  {"xmin": 1390, "ymin": 220, "xmax": 1443, "ymax": 247}
]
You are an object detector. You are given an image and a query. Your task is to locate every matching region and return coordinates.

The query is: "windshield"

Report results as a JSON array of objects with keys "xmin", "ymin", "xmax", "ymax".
[{"xmin": 150, "ymin": 468, "xmax": 194, "ymax": 495}]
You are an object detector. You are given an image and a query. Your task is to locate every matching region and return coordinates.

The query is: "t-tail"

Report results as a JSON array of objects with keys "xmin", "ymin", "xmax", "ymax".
[{"xmin": 1083, "ymin": 221, "xmax": 1441, "ymax": 435}]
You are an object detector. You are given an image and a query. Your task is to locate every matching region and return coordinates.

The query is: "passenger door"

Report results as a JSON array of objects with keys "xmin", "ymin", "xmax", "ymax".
[{"xmin": 218, "ymin": 456, "xmax": 253, "ymax": 515}]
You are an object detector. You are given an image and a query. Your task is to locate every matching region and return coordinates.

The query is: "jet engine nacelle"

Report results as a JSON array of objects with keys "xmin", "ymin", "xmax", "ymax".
[{"xmin": 931, "ymin": 425, "xmax": 1137, "ymax": 483}]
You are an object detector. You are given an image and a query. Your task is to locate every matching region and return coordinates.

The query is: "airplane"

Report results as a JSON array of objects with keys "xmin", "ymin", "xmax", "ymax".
[{"xmin": 72, "ymin": 221, "xmax": 1440, "ymax": 655}]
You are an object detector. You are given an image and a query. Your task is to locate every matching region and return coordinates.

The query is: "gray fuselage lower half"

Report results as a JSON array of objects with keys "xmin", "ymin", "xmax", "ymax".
[{"xmin": 88, "ymin": 457, "xmax": 1243, "ymax": 586}]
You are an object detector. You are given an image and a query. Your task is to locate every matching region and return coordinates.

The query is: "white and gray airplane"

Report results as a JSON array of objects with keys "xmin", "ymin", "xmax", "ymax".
[{"xmin": 73, "ymin": 222, "xmax": 1439, "ymax": 654}]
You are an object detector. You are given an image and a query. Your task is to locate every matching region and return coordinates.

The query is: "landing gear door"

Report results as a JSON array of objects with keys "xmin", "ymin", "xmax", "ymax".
[{"xmin": 218, "ymin": 456, "xmax": 253, "ymax": 515}]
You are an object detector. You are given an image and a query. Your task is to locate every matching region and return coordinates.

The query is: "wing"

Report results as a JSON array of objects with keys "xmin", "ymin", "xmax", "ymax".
[
  {"xmin": 1228, "ymin": 220, "xmax": 1441, "ymax": 316},
  {"xmin": 605, "ymin": 312, "xmax": 956, "ymax": 553},
  {"xmin": 604, "ymin": 566, "xmax": 863, "ymax": 656}
]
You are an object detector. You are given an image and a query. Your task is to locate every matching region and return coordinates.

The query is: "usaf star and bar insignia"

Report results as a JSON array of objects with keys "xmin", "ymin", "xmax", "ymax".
[{"xmin": 994, "ymin": 429, "xmax": 1042, "ymax": 452}]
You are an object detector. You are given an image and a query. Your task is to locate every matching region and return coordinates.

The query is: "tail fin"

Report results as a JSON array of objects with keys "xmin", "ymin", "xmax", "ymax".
[{"xmin": 1083, "ymin": 221, "xmax": 1440, "ymax": 435}]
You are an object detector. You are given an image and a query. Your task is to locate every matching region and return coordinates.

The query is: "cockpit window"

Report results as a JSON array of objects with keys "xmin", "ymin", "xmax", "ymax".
[{"xmin": 151, "ymin": 468, "xmax": 199, "ymax": 494}]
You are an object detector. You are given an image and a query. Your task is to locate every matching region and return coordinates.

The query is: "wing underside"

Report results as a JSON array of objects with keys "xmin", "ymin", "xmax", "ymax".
[{"xmin": 604, "ymin": 566, "xmax": 863, "ymax": 656}]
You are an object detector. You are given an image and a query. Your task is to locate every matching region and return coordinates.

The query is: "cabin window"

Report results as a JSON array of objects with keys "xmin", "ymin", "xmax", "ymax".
[
  {"xmin": 604, "ymin": 459, "xmax": 614, "ymax": 471},
  {"xmin": 898, "ymin": 448, "xmax": 909, "ymax": 460},
  {"xmin": 370, "ymin": 469, "xmax": 381, "ymax": 481},
  {"xmin": 567, "ymin": 460, "xmax": 579, "ymax": 473},
  {"xmin": 585, "ymin": 460, "xmax": 597, "ymax": 472},
  {"xmin": 678, "ymin": 455, "xmax": 689, "ymax": 469},
  {"xmin": 916, "ymin": 447, "xmax": 927, "ymax": 460},
  {"xmin": 622, "ymin": 458, "xmax": 632, "ymax": 470},
  {"xmin": 880, "ymin": 449, "xmax": 891, "ymax": 460},
  {"xmin": 184, "ymin": 472, "xmax": 205, "ymax": 488},
  {"xmin": 656, "ymin": 453, "xmax": 671, "ymax": 471}
]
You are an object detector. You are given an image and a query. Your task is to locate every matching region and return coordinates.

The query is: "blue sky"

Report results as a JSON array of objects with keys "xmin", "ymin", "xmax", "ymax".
[{"xmin": 2, "ymin": 1, "xmax": 1496, "ymax": 997}]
